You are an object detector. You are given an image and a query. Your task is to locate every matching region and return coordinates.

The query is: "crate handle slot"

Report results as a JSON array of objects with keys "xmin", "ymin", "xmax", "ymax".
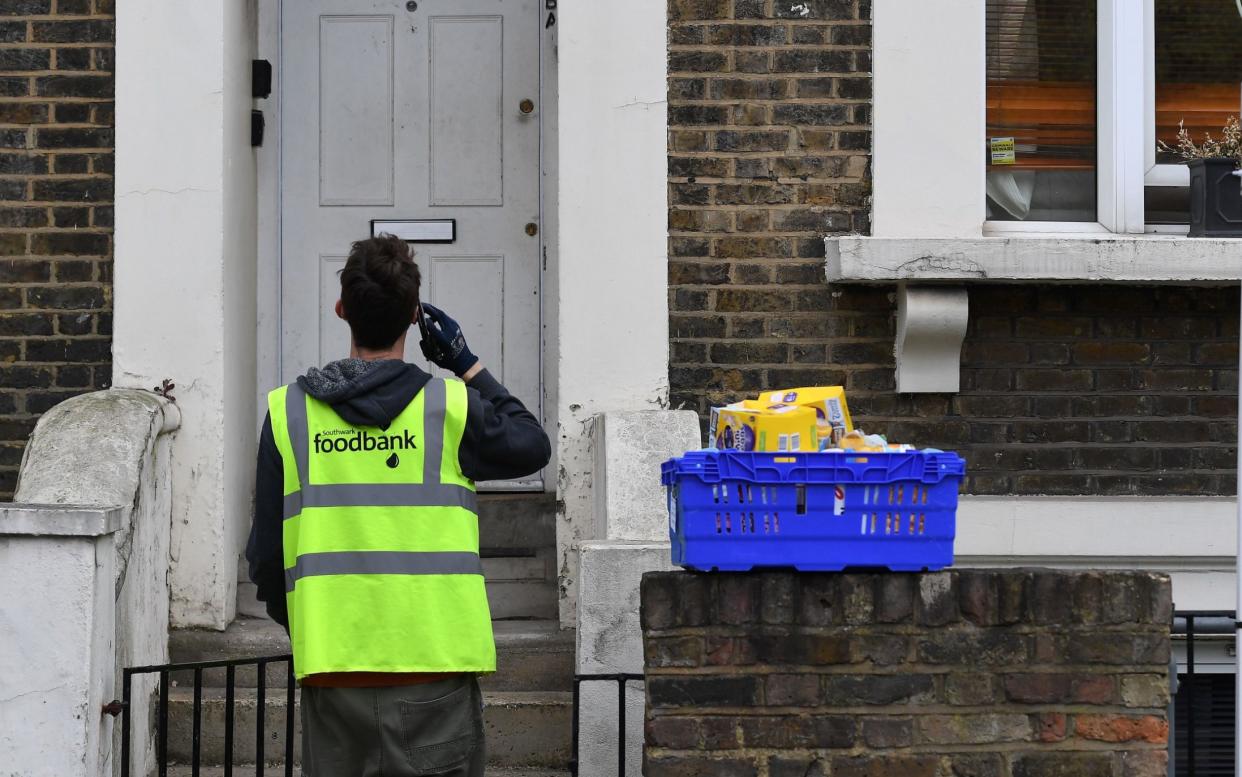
[{"xmin": 796, "ymin": 484, "xmax": 807, "ymax": 515}]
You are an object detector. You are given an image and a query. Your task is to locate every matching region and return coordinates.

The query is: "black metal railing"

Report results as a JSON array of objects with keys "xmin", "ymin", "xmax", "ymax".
[
  {"xmin": 114, "ymin": 653, "xmax": 295, "ymax": 777},
  {"xmin": 571, "ymin": 673, "xmax": 644, "ymax": 777},
  {"xmin": 1174, "ymin": 610, "xmax": 1236, "ymax": 777}
]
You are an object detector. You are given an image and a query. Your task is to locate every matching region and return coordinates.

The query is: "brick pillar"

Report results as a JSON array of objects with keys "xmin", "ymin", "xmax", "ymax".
[{"xmin": 641, "ymin": 570, "xmax": 1173, "ymax": 777}]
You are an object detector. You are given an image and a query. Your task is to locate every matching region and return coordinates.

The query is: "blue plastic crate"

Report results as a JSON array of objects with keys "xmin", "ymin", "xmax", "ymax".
[{"xmin": 662, "ymin": 449, "xmax": 966, "ymax": 573}]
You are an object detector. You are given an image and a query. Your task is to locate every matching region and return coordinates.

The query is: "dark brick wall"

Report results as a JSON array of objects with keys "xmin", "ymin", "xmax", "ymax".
[
  {"xmin": 642, "ymin": 569, "xmax": 1173, "ymax": 777},
  {"xmin": 0, "ymin": 1, "xmax": 113, "ymax": 497},
  {"xmin": 666, "ymin": 0, "xmax": 1238, "ymax": 496}
]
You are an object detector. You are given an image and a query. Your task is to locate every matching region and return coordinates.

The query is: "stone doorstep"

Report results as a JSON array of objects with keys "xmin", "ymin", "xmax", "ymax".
[
  {"xmin": 233, "ymin": 492, "xmax": 557, "ymax": 561},
  {"xmin": 163, "ymin": 688, "xmax": 572, "ymax": 769},
  {"xmin": 236, "ymin": 491, "xmax": 559, "ymax": 621},
  {"xmin": 476, "ymin": 493, "xmax": 557, "ymax": 555},
  {"xmin": 237, "ymin": 574, "xmax": 558, "ymax": 621},
  {"xmin": 170, "ymin": 618, "xmax": 576, "ymax": 693}
]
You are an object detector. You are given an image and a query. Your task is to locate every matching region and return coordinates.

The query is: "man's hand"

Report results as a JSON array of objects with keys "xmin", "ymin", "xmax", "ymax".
[{"xmin": 418, "ymin": 303, "xmax": 480, "ymax": 377}]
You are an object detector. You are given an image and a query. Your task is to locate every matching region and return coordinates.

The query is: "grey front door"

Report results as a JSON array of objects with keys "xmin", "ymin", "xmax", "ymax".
[{"xmin": 280, "ymin": 0, "xmax": 543, "ymax": 488}]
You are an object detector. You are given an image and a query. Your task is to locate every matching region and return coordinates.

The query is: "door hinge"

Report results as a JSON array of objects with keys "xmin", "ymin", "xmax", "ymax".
[
  {"xmin": 251, "ymin": 110, "xmax": 265, "ymax": 147},
  {"xmin": 252, "ymin": 60, "xmax": 272, "ymax": 99}
]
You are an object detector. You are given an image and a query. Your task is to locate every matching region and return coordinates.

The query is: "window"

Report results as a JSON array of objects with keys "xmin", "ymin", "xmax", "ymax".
[
  {"xmin": 986, "ymin": 0, "xmax": 1098, "ymax": 223},
  {"xmin": 1174, "ymin": 671, "xmax": 1235, "ymax": 777},
  {"xmin": 1147, "ymin": 0, "xmax": 1242, "ymax": 226},
  {"xmin": 984, "ymin": 0, "xmax": 1242, "ymax": 232}
]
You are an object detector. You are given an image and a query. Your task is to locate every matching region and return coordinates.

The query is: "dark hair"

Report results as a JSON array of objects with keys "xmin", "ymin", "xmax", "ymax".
[{"xmin": 338, "ymin": 234, "xmax": 421, "ymax": 350}]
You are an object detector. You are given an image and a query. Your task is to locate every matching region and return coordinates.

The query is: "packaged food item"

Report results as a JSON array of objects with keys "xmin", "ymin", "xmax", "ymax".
[
  {"xmin": 836, "ymin": 429, "xmax": 914, "ymax": 453},
  {"xmin": 709, "ymin": 402, "xmax": 817, "ymax": 452},
  {"xmin": 758, "ymin": 387, "xmax": 852, "ymax": 448}
]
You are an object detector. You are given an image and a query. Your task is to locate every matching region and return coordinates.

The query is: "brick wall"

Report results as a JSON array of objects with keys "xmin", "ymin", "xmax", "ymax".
[
  {"xmin": 642, "ymin": 569, "xmax": 1173, "ymax": 777},
  {"xmin": 0, "ymin": 1, "xmax": 113, "ymax": 497},
  {"xmin": 667, "ymin": 0, "xmax": 1238, "ymax": 496}
]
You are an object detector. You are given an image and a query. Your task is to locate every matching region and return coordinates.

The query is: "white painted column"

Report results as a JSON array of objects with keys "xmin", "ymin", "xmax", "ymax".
[
  {"xmin": 114, "ymin": 1, "xmax": 257, "ymax": 628},
  {"xmin": 555, "ymin": 0, "xmax": 670, "ymax": 624},
  {"xmin": 0, "ymin": 507, "xmax": 122, "ymax": 777},
  {"xmin": 872, "ymin": 0, "xmax": 985, "ymax": 239},
  {"xmin": 1235, "ymin": 280, "xmax": 1241, "ymax": 775}
]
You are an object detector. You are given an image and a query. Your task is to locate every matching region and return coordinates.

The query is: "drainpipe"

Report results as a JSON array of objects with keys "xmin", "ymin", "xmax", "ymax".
[{"xmin": 1236, "ymin": 77, "xmax": 1242, "ymax": 777}]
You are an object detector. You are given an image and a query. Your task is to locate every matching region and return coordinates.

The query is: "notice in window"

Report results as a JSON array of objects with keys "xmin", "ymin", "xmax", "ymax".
[
  {"xmin": 990, "ymin": 137, "xmax": 1017, "ymax": 165},
  {"xmin": 985, "ymin": 0, "xmax": 1098, "ymax": 223}
]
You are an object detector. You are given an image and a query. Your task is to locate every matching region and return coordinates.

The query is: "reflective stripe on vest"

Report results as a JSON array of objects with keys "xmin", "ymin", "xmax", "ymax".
[{"xmin": 270, "ymin": 377, "xmax": 494, "ymax": 677}]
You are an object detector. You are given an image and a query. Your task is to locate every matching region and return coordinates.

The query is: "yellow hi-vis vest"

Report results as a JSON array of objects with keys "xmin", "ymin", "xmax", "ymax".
[{"xmin": 268, "ymin": 377, "xmax": 495, "ymax": 679}]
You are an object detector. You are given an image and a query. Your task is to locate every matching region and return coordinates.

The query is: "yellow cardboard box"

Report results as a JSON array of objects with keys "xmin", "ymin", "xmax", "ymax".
[
  {"xmin": 709, "ymin": 401, "xmax": 817, "ymax": 452},
  {"xmin": 758, "ymin": 387, "xmax": 853, "ymax": 448}
]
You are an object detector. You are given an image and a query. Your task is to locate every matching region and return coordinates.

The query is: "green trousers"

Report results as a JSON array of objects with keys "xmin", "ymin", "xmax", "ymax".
[{"xmin": 301, "ymin": 676, "xmax": 485, "ymax": 777}]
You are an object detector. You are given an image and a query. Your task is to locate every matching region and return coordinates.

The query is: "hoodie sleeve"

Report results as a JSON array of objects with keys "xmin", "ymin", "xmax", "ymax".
[
  {"xmin": 459, "ymin": 368, "xmax": 551, "ymax": 482},
  {"xmin": 246, "ymin": 414, "xmax": 290, "ymax": 630}
]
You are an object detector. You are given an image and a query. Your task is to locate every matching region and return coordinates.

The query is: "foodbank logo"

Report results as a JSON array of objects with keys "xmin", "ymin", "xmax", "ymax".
[{"xmin": 314, "ymin": 429, "xmax": 417, "ymax": 469}]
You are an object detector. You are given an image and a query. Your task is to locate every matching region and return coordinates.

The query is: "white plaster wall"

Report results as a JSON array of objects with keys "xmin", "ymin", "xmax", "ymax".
[
  {"xmin": 115, "ymin": 0, "xmax": 258, "ymax": 628},
  {"xmin": 555, "ymin": 0, "xmax": 671, "ymax": 625},
  {"xmin": 592, "ymin": 411, "xmax": 701, "ymax": 542},
  {"xmin": 872, "ymin": 0, "xmax": 985, "ymax": 238},
  {"xmin": 14, "ymin": 390, "xmax": 177, "ymax": 777},
  {"xmin": 577, "ymin": 543, "xmax": 675, "ymax": 777},
  {"xmin": 222, "ymin": 0, "xmax": 261, "ymax": 620},
  {"xmin": 0, "ymin": 530, "xmax": 114, "ymax": 777}
]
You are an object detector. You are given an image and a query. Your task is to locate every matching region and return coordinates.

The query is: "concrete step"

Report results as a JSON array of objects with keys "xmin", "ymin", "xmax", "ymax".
[
  {"xmin": 167, "ymin": 768, "xmax": 569, "ymax": 777},
  {"xmin": 170, "ymin": 618, "xmax": 574, "ymax": 692},
  {"xmin": 235, "ymin": 493, "xmax": 555, "ymax": 574},
  {"xmin": 477, "ymin": 493, "xmax": 555, "ymax": 556},
  {"xmin": 163, "ymin": 688, "xmax": 572, "ymax": 769},
  {"xmin": 237, "ymin": 557, "xmax": 557, "ymax": 622},
  {"xmin": 487, "ymin": 578, "xmax": 559, "ymax": 620}
]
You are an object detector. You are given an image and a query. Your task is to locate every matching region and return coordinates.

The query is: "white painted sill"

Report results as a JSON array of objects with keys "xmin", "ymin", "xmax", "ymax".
[{"xmin": 825, "ymin": 235, "xmax": 1242, "ymax": 285}]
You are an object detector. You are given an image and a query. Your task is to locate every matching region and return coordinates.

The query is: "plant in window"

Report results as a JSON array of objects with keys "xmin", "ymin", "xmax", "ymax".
[
  {"xmin": 1159, "ymin": 116, "xmax": 1242, "ymax": 163},
  {"xmin": 1159, "ymin": 116, "xmax": 1242, "ymax": 237}
]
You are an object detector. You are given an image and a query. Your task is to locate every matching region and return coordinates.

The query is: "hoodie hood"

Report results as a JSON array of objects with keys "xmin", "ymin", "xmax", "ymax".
[{"xmin": 296, "ymin": 358, "xmax": 432, "ymax": 429}]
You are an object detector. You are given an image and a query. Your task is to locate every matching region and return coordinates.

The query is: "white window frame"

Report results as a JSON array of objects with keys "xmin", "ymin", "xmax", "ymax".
[{"xmin": 984, "ymin": 0, "xmax": 1207, "ymax": 236}]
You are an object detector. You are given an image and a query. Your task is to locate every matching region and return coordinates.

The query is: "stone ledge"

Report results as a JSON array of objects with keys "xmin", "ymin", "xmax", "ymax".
[
  {"xmin": 827, "ymin": 235, "xmax": 1242, "ymax": 284},
  {"xmin": 0, "ymin": 504, "xmax": 124, "ymax": 537},
  {"xmin": 641, "ymin": 569, "xmax": 1173, "ymax": 634}
]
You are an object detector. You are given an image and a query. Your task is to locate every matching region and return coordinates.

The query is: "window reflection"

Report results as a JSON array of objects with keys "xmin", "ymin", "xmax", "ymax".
[{"xmin": 985, "ymin": 0, "xmax": 1098, "ymax": 222}]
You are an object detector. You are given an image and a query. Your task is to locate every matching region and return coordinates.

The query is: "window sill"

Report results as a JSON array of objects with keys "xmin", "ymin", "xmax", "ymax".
[
  {"xmin": 824, "ymin": 234, "xmax": 1242, "ymax": 394},
  {"xmin": 825, "ymin": 235, "xmax": 1242, "ymax": 285}
]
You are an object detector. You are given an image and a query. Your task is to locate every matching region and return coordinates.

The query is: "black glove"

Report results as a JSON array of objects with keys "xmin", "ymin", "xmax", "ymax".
[{"xmin": 418, "ymin": 303, "xmax": 479, "ymax": 376}]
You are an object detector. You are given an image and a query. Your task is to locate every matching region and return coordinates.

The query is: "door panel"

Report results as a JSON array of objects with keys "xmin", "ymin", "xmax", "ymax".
[
  {"xmin": 318, "ymin": 16, "xmax": 395, "ymax": 205},
  {"xmin": 429, "ymin": 16, "xmax": 504, "ymax": 206},
  {"xmin": 426, "ymin": 255, "xmax": 505, "ymax": 377},
  {"xmin": 281, "ymin": 0, "xmax": 542, "ymax": 489},
  {"xmin": 317, "ymin": 255, "xmax": 348, "ymax": 366}
]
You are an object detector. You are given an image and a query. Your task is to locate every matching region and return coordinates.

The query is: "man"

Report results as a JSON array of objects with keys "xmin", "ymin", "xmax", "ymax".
[{"xmin": 246, "ymin": 234, "xmax": 550, "ymax": 777}]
